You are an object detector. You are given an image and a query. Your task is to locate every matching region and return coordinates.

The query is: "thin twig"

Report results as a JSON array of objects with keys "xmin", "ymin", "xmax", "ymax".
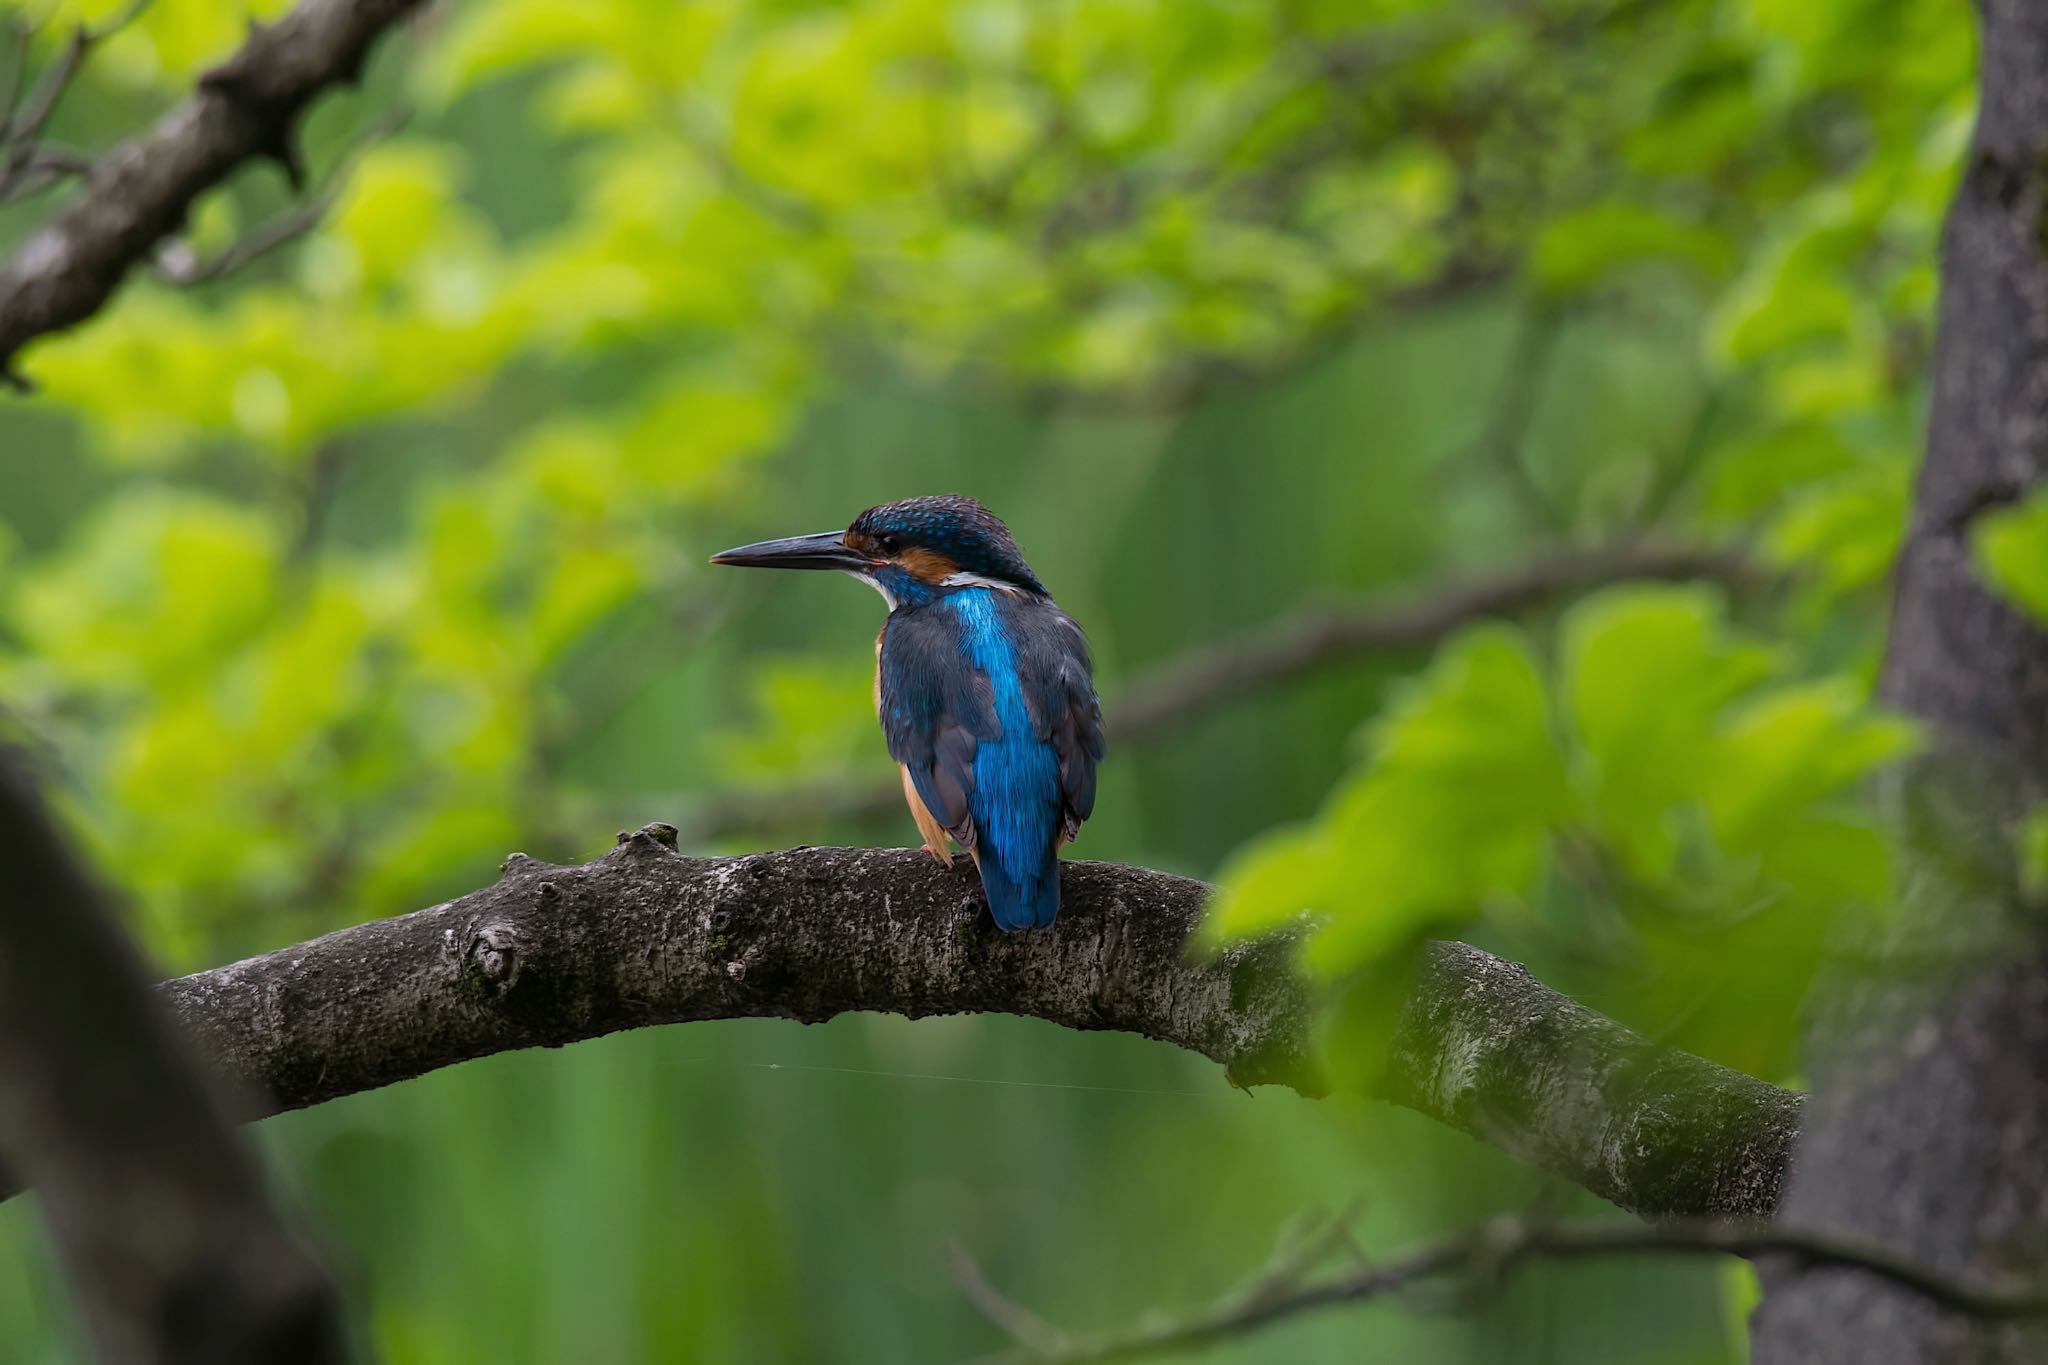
[
  {"xmin": 0, "ymin": 1, "xmax": 152, "ymax": 202},
  {"xmin": 1461, "ymin": 304, "xmax": 1569, "ymax": 528},
  {"xmin": 6, "ymin": 0, "xmax": 147, "ymax": 144},
  {"xmin": 964, "ymin": 1215, "xmax": 2048, "ymax": 1365},
  {"xmin": 948, "ymin": 1242, "xmax": 1074, "ymax": 1359},
  {"xmin": 1222, "ymin": 1202, "xmax": 1369, "ymax": 1317},
  {"xmin": 0, "ymin": 15, "xmax": 30, "ymax": 137},
  {"xmin": 0, "ymin": 142, "xmax": 88, "ymax": 200}
]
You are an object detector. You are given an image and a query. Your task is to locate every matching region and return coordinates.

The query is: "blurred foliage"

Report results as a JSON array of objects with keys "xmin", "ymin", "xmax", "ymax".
[
  {"xmin": 1975, "ymin": 485, "xmax": 2048, "ymax": 625},
  {"xmin": 0, "ymin": 0, "xmax": 1978, "ymax": 1358},
  {"xmin": 1212, "ymin": 586, "xmax": 1914, "ymax": 1073}
]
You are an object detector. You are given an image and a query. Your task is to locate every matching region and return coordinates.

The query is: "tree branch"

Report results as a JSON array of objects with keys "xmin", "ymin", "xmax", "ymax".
[
  {"xmin": 145, "ymin": 829, "xmax": 1798, "ymax": 1222},
  {"xmin": 0, "ymin": 753, "xmax": 345, "ymax": 1363},
  {"xmin": 1388, "ymin": 939, "xmax": 1801, "ymax": 1221},
  {"xmin": 0, "ymin": 0, "xmax": 430, "ymax": 385},
  {"xmin": 679, "ymin": 542, "xmax": 1763, "ymax": 842}
]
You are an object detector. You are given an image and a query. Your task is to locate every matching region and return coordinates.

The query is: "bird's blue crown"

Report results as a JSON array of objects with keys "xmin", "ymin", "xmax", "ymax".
[{"xmin": 847, "ymin": 495, "xmax": 1047, "ymax": 596}]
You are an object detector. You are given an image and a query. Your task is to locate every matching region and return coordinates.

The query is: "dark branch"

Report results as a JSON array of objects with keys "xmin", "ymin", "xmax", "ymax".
[
  {"xmin": 962, "ymin": 1213, "xmax": 2048, "ymax": 1365},
  {"xmin": 679, "ymin": 543, "xmax": 1763, "ymax": 842},
  {"xmin": 142, "ymin": 830, "xmax": 1797, "ymax": 1223},
  {"xmin": 0, "ymin": 753, "xmax": 345, "ymax": 1363},
  {"xmin": 1104, "ymin": 543, "xmax": 1759, "ymax": 742},
  {"xmin": 0, "ymin": 0, "xmax": 430, "ymax": 378}
]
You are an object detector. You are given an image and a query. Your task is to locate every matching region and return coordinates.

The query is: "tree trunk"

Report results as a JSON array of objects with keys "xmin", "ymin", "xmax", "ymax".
[{"xmin": 1752, "ymin": 3, "xmax": 2048, "ymax": 1359}]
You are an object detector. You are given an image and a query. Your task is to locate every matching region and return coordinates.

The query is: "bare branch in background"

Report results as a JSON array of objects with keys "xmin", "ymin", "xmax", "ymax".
[
  {"xmin": 0, "ymin": 0, "xmax": 434, "ymax": 387},
  {"xmin": 94, "ymin": 829, "xmax": 1803, "ymax": 1223},
  {"xmin": 0, "ymin": 752, "xmax": 345, "ymax": 1364},
  {"xmin": 958, "ymin": 1211, "xmax": 2048, "ymax": 1365},
  {"xmin": 947, "ymin": 1241, "xmax": 1071, "ymax": 1360},
  {"xmin": 678, "ymin": 542, "xmax": 1765, "ymax": 844},
  {"xmin": 0, "ymin": 1, "xmax": 151, "ymax": 204}
]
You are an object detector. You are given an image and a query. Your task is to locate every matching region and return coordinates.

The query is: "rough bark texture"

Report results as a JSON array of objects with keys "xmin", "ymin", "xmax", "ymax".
[
  {"xmin": 1752, "ymin": 4, "xmax": 2048, "ymax": 1359},
  {"xmin": 682, "ymin": 544, "xmax": 1760, "ymax": 843},
  {"xmin": 0, "ymin": 0, "xmax": 429, "ymax": 379},
  {"xmin": 1389, "ymin": 943, "xmax": 1803, "ymax": 1221},
  {"xmin": 151, "ymin": 829, "xmax": 1799, "ymax": 1222},
  {"xmin": 0, "ymin": 757, "xmax": 345, "ymax": 1365}
]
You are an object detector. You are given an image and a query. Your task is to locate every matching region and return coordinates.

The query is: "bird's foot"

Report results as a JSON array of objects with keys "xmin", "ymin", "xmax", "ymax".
[{"xmin": 921, "ymin": 840, "xmax": 954, "ymax": 867}]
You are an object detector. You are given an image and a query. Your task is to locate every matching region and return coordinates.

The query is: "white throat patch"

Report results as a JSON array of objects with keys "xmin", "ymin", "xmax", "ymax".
[{"xmin": 845, "ymin": 569, "xmax": 898, "ymax": 609}]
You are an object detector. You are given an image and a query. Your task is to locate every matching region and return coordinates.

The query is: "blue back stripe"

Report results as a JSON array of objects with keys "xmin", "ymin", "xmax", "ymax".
[{"xmin": 947, "ymin": 590, "xmax": 1060, "ymax": 925}]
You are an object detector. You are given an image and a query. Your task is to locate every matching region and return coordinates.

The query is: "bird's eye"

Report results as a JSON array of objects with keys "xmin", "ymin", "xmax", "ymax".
[{"xmin": 877, "ymin": 533, "xmax": 900, "ymax": 555}]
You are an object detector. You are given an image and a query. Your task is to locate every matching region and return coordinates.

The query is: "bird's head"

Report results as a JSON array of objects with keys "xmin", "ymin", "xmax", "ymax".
[{"xmin": 709, "ymin": 494, "xmax": 1046, "ymax": 608}]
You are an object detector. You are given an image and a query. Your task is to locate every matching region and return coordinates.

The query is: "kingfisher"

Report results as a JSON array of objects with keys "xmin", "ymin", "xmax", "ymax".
[{"xmin": 711, "ymin": 494, "xmax": 1105, "ymax": 931}]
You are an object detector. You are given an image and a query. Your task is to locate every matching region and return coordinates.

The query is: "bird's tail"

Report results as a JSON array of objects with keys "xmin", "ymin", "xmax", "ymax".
[{"xmin": 976, "ymin": 852, "xmax": 1060, "ymax": 932}]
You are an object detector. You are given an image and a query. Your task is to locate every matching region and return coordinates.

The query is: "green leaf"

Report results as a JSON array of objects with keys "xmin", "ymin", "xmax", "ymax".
[
  {"xmin": 1210, "ymin": 625, "xmax": 1567, "ymax": 977},
  {"xmin": 1205, "ymin": 824, "xmax": 1343, "ymax": 943},
  {"xmin": 1562, "ymin": 586, "xmax": 1776, "ymax": 873},
  {"xmin": 1708, "ymin": 264, "xmax": 1866, "ymax": 369},
  {"xmin": 1767, "ymin": 459, "xmax": 1910, "ymax": 599},
  {"xmin": 1531, "ymin": 201, "xmax": 1731, "ymax": 294},
  {"xmin": 1703, "ymin": 680, "xmax": 1917, "ymax": 851},
  {"xmin": 1975, "ymin": 486, "xmax": 2048, "ymax": 623}
]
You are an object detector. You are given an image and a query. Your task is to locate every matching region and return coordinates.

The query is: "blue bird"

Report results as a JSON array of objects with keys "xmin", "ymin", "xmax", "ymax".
[{"xmin": 711, "ymin": 495, "xmax": 1105, "ymax": 930}]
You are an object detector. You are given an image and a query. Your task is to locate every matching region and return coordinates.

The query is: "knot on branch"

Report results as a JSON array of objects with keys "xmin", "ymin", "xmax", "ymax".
[
  {"xmin": 705, "ymin": 907, "xmax": 737, "ymax": 959},
  {"xmin": 613, "ymin": 823, "xmax": 683, "ymax": 861},
  {"xmin": 198, "ymin": 47, "xmax": 312, "ymax": 191},
  {"xmin": 447, "ymin": 922, "xmax": 522, "ymax": 999}
]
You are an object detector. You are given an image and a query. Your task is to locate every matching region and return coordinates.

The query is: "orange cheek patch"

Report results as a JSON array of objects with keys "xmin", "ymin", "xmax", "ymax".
[{"xmin": 897, "ymin": 546, "xmax": 960, "ymax": 582}]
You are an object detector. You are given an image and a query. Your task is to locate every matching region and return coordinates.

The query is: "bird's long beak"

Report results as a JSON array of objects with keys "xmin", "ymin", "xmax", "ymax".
[{"xmin": 708, "ymin": 529, "xmax": 875, "ymax": 572}]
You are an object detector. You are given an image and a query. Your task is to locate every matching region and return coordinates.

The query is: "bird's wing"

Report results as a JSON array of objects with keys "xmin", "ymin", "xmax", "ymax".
[
  {"xmin": 1015, "ymin": 602, "xmax": 1106, "ymax": 844},
  {"xmin": 878, "ymin": 607, "xmax": 996, "ymax": 849}
]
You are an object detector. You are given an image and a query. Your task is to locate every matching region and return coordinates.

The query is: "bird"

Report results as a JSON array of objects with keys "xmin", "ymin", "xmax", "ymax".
[{"xmin": 711, "ymin": 494, "xmax": 1105, "ymax": 931}]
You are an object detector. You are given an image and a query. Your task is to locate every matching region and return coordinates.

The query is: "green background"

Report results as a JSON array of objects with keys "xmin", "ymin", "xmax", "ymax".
[{"xmin": 0, "ymin": 0, "xmax": 1980, "ymax": 1358}]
